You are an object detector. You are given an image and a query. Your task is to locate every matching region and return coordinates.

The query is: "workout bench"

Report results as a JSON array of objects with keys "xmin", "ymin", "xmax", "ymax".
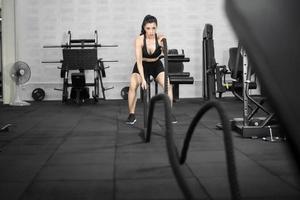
[{"xmin": 168, "ymin": 49, "xmax": 194, "ymax": 101}]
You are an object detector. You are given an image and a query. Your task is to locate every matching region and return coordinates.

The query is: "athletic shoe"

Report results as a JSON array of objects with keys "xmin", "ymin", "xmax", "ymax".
[
  {"xmin": 126, "ymin": 113, "xmax": 136, "ymax": 125},
  {"xmin": 171, "ymin": 114, "xmax": 178, "ymax": 124}
]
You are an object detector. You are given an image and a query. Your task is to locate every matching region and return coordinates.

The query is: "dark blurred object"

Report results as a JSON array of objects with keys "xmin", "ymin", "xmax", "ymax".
[{"xmin": 225, "ymin": 0, "xmax": 300, "ymax": 166}]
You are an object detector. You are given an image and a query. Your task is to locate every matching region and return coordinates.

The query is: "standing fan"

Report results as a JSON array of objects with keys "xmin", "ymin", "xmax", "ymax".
[{"xmin": 10, "ymin": 61, "xmax": 31, "ymax": 106}]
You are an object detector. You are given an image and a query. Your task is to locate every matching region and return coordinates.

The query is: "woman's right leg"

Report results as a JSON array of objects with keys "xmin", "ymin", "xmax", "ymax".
[{"xmin": 128, "ymin": 73, "xmax": 142, "ymax": 114}]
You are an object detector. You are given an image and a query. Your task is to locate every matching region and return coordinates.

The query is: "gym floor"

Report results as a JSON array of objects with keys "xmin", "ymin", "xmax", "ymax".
[{"xmin": 0, "ymin": 98, "xmax": 299, "ymax": 200}]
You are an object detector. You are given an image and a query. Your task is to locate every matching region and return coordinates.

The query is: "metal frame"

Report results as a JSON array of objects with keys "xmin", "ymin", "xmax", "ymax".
[
  {"xmin": 231, "ymin": 47, "xmax": 280, "ymax": 138},
  {"xmin": 202, "ymin": 24, "xmax": 217, "ymax": 100},
  {"xmin": 42, "ymin": 30, "xmax": 117, "ymax": 103}
]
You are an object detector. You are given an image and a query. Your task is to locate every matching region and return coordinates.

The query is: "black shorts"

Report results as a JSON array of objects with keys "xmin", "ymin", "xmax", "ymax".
[{"xmin": 132, "ymin": 60, "xmax": 164, "ymax": 79}]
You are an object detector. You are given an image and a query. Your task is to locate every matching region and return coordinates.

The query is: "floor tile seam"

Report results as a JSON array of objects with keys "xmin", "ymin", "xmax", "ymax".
[
  {"xmin": 115, "ymin": 176, "xmax": 183, "ymax": 182},
  {"xmin": 41, "ymin": 162, "xmax": 115, "ymax": 166},
  {"xmin": 4, "ymin": 143, "xmax": 64, "ymax": 147},
  {"xmin": 47, "ymin": 151, "xmax": 116, "ymax": 155},
  {"xmin": 18, "ymin": 113, "xmax": 85, "ymax": 200},
  {"xmin": 14, "ymin": 179, "xmax": 113, "ymax": 183},
  {"xmin": 113, "ymin": 105, "xmax": 123, "ymax": 200},
  {"xmin": 115, "ymin": 162, "xmax": 171, "ymax": 166},
  {"xmin": 0, "ymin": 180, "xmax": 30, "ymax": 183},
  {"xmin": 184, "ymin": 163, "xmax": 214, "ymax": 200},
  {"xmin": 35, "ymin": 178, "xmax": 114, "ymax": 181},
  {"xmin": 240, "ymin": 193, "xmax": 300, "ymax": 199},
  {"xmin": 115, "ymin": 176, "xmax": 198, "ymax": 181},
  {"xmin": 200, "ymin": 122, "xmax": 223, "ymax": 137},
  {"xmin": 0, "ymin": 106, "xmax": 40, "ymax": 121},
  {"xmin": 200, "ymin": 122, "xmax": 300, "ymax": 191},
  {"xmin": 116, "ymin": 150, "xmax": 173, "ymax": 154},
  {"xmin": 232, "ymin": 147, "xmax": 300, "ymax": 192},
  {"xmin": 0, "ymin": 117, "xmax": 49, "ymax": 151},
  {"xmin": 202, "ymin": 126, "xmax": 300, "ymax": 192}
]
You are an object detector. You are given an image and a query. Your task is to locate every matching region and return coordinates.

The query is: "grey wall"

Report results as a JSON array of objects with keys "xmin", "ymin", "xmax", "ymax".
[
  {"xmin": 14, "ymin": 0, "xmax": 238, "ymax": 100},
  {"xmin": 2, "ymin": 0, "xmax": 16, "ymax": 104}
]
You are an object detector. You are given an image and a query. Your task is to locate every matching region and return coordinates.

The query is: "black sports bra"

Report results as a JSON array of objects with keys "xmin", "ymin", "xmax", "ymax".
[{"xmin": 142, "ymin": 34, "xmax": 162, "ymax": 59}]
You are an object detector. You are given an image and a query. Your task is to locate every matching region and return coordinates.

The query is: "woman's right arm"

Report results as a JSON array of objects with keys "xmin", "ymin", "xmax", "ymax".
[{"xmin": 135, "ymin": 37, "xmax": 147, "ymax": 89}]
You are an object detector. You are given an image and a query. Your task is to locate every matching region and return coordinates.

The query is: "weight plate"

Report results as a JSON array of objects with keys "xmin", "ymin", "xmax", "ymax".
[
  {"xmin": 121, "ymin": 86, "xmax": 129, "ymax": 100},
  {"xmin": 32, "ymin": 88, "xmax": 45, "ymax": 101}
]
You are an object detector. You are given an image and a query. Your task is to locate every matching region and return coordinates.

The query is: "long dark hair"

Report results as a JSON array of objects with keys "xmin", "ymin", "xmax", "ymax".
[{"xmin": 140, "ymin": 15, "xmax": 158, "ymax": 35}]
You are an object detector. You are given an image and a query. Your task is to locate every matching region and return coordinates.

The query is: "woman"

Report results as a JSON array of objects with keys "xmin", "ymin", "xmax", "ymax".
[{"xmin": 126, "ymin": 14, "xmax": 176, "ymax": 124}]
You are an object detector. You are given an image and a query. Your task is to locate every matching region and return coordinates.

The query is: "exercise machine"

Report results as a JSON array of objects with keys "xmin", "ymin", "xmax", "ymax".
[
  {"xmin": 202, "ymin": 24, "xmax": 247, "ymax": 99},
  {"xmin": 229, "ymin": 47, "xmax": 280, "ymax": 138},
  {"xmin": 202, "ymin": 23, "xmax": 217, "ymax": 100},
  {"xmin": 202, "ymin": 24, "xmax": 279, "ymax": 138},
  {"xmin": 43, "ymin": 30, "xmax": 118, "ymax": 104}
]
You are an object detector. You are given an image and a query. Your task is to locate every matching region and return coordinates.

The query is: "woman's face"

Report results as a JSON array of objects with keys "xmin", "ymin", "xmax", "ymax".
[{"xmin": 144, "ymin": 22, "xmax": 157, "ymax": 37}]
